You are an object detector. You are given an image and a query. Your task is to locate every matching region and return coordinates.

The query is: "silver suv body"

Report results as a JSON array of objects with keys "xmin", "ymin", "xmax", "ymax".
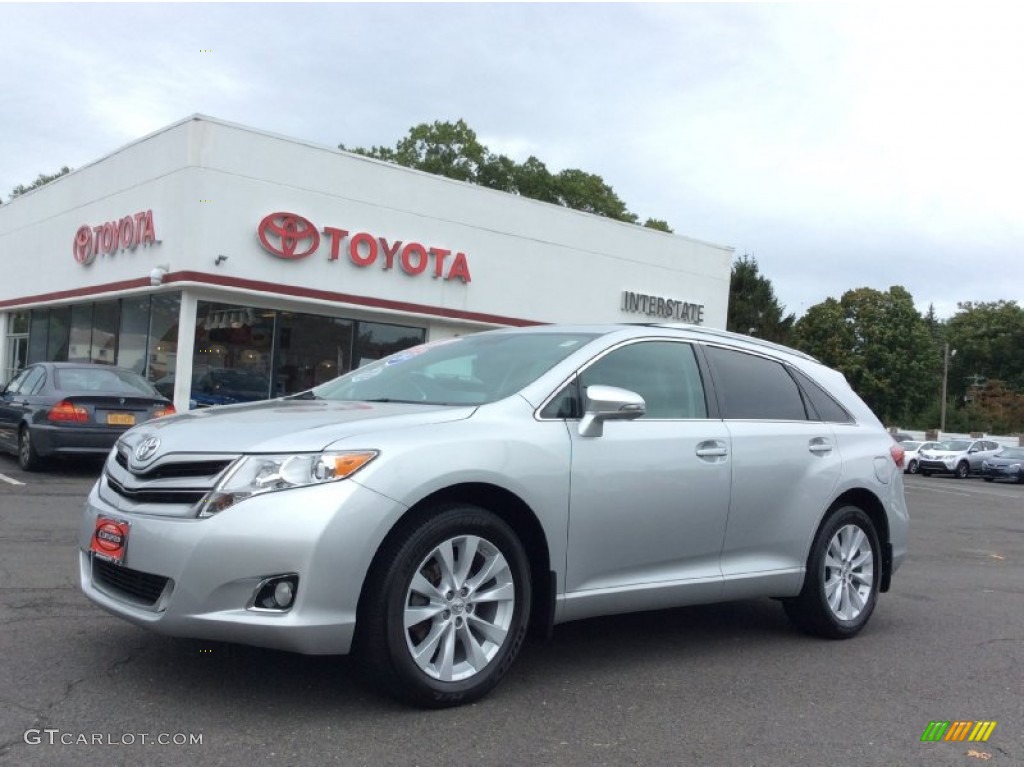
[
  {"xmin": 79, "ymin": 324, "xmax": 908, "ymax": 706},
  {"xmin": 918, "ymin": 439, "xmax": 1002, "ymax": 479}
]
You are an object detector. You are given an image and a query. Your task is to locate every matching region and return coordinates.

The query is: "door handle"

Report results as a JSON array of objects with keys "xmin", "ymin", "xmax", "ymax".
[
  {"xmin": 696, "ymin": 440, "xmax": 729, "ymax": 459},
  {"xmin": 808, "ymin": 437, "xmax": 832, "ymax": 455}
]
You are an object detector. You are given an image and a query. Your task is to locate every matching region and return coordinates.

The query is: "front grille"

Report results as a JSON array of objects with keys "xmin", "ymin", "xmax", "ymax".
[
  {"xmin": 105, "ymin": 475, "xmax": 206, "ymax": 505},
  {"xmin": 106, "ymin": 450, "xmax": 238, "ymax": 513},
  {"xmin": 116, "ymin": 449, "xmax": 232, "ymax": 479},
  {"xmin": 93, "ymin": 557, "xmax": 171, "ymax": 607}
]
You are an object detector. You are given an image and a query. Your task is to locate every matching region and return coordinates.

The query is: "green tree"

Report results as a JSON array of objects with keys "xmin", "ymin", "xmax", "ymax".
[
  {"xmin": 944, "ymin": 301, "xmax": 1024, "ymax": 401},
  {"xmin": 726, "ymin": 255, "xmax": 795, "ymax": 344},
  {"xmin": 8, "ymin": 166, "xmax": 72, "ymax": 201},
  {"xmin": 792, "ymin": 286, "xmax": 940, "ymax": 425},
  {"xmin": 642, "ymin": 218, "xmax": 673, "ymax": 233},
  {"xmin": 342, "ymin": 120, "xmax": 666, "ymax": 228}
]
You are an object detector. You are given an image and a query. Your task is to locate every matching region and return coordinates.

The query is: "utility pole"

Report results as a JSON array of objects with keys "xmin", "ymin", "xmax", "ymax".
[{"xmin": 940, "ymin": 343, "xmax": 956, "ymax": 434}]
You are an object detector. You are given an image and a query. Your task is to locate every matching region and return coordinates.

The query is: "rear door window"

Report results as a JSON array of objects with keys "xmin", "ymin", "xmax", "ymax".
[{"xmin": 704, "ymin": 346, "xmax": 807, "ymax": 421}]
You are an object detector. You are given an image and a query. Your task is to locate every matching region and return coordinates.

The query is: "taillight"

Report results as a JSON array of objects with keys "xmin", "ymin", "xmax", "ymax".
[
  {"xmin": 890, "ymin": 441, "xmax": 906, "ymax": 469},
  {"xmin": 152, "ymin": 404, "xmax": 176, "ymax": 418},
  {"xmin": 48, "ymin": 400, "xmax": 89, "ymax": 423}
]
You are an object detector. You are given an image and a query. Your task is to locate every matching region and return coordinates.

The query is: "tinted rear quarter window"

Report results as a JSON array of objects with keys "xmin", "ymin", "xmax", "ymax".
[
  {"xmin": 789, "ymin": 368, "xmax": 855, "ymax": 423},
  {"xmin": 704, "ymin": 346, "xmax": 807, "ymax": 420}
]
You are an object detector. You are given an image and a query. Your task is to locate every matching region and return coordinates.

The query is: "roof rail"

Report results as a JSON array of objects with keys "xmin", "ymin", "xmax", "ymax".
[{"xmin": 642, "ymin": 323, "xmax": 820, "ymax": 363}]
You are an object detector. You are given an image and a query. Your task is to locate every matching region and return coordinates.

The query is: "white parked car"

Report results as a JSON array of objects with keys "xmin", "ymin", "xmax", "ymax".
[{"xmin": 899, "ymin": 440, "xmax": 941, "ymax": 475}]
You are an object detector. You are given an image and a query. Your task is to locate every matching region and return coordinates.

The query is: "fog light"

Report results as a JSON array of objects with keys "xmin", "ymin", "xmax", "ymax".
[
  {"xmin": 250, "ymin": 574, "xmax": 298, "ymax": 612},
  {"xmin": 273, "ymin": 580, "xmax": 294, "ymax": 608}
]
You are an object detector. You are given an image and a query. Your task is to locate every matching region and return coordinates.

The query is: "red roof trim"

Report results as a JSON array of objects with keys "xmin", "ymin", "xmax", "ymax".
[{"xmin": 0, "ymin": 271, "xmax": 540, "ymax": 327}]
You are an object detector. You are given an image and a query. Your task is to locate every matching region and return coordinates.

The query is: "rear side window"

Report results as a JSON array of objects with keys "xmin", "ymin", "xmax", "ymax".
[
  {"xmin": 704, "ymin": 346, "xmax": 807, "ymax": 421},
  {"xmin": 21, "ymin": 367, "xmax": 46, "ymax": 395},
  {"xmin": 789, "ymin": 368, "xmax": 855, "ymax": 424}
]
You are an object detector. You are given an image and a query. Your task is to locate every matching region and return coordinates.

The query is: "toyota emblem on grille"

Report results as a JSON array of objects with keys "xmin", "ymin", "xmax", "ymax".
[{"xmin": 134, "ymin": 436, "xmax": 161, "ymax": 463}]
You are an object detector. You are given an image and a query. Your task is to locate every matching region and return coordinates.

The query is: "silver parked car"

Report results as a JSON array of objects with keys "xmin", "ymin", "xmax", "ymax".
[
  {"xmin": 79, "ymin": 325, "xmax": 909, "ymax": 707},
  {"xmin": 918, "ymin": 439, "xmax": 1002, "ymax": 478}
]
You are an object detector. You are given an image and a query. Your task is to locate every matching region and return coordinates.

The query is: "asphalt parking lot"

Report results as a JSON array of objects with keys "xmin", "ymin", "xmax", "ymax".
[{"xmin": 0, "ymin": 456, "xmax": 1020, "ymax": 766}]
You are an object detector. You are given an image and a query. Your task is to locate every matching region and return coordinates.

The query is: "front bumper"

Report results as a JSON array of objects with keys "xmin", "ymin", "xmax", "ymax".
[
  {"xmin": 981, "ymin": 465, "xmax": 1023, "ymax": 481},
  {"xmin": 79, "ymin": 477, "xmax": 407, "ymax": 655},
  {"xmin": 918, "ymin": 459, "xmax": 959, "ymax": 474}
]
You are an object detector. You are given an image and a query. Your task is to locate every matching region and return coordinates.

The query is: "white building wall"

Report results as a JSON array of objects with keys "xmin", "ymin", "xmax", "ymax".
[
  {"xmin": 1, "ymin": 116, "xmax": 731, "ymax": 327},
  {"xmin": 0, "ymin": 115, "xmax": 734, "ymax": 403}
]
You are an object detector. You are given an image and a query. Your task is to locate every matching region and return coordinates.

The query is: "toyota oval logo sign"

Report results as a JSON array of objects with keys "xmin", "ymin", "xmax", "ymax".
[{"xmin": 257, "ymin": 212, "xmax": 321, "ymax": 260}]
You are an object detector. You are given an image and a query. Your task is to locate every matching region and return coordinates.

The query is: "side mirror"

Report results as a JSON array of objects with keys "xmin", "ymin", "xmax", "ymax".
[{"xmin": 579, "ymin": 385, "xmax": 646, "ymax": 437}]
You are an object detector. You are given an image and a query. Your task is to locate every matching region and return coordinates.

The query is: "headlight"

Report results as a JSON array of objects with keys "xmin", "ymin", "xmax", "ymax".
[
  {"xmin": 195, "ymin": 451, "xmax": 378, "ymax": 518},
  {"xmin": 1009, "ymin": 463, "xmax": 1022, "ymax": 472}
]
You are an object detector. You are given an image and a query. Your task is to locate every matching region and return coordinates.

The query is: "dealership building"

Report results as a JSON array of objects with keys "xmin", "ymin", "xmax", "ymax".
[{"xmin": 0, "ymin": 115, "xmax": 733, "ymax": 412}]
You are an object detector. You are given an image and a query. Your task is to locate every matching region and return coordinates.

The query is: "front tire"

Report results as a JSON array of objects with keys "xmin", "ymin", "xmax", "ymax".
[
  {"xmin": 357, "ymin": 504, "xmax": 531, "ymax": 708},
  {"xmin": 784, "ymin": 504, "xmax": 881, "ymax": 639},
  {"xmin": 907, "ymin": 459, "xmax": 919, "ymax": 474},
  {"xmin": 955, "ymin": 461, "xmax": 970, "ymax": 479},
  {"xmin": 18, "ymin": 426, "xmax": 44, "ymax": 471}
]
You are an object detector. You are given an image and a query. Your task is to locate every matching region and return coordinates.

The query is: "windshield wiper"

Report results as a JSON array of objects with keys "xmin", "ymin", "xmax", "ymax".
[{"xmin": 285, "ymin": 391, "xmax": 321, "ymax": 401}]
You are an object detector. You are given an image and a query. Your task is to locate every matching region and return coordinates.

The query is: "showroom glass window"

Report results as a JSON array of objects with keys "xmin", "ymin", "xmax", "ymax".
[
  {"xmin": 46, "ymin": 306, "xmax": 71, "ymax": 362},
  {"xmin": 193, "ymin": 301, "xmax": 274, "ymax": 404},
  {"xmin": 148, "ymin": 294, "xmax": 180, "ymax": 385},
  {"xmin": 67, "ymin": 303, "xmax": 94, "ymax": 363},
  {"xmin": 354, "ymin": 321, "xmax": 426, "ymax": 367},
  {"xmin": 90, "ymin": 301, "xmax": 120, "ymax": 365},
  {"xmin": 273, "ymin": 312, "xmax": 355, "ymax": 394},
  {"xmin": 117, "ymin": 296, "xmax": 151, "ymax": 376},
  {"xmin": 27, "ymin": 309, "xmax": 49, "ymax": 364},
  {"xmin": 3, "ymin": 311, "xmax": 29, "ymax": 383}
]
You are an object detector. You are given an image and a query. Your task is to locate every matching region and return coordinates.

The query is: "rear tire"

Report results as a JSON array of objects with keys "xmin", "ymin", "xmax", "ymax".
[
  {"xmin": 357, "ymin": 503, "xmax": 531, "ymax": 708},
  {"xmin": 784, "ymin": 504, "xmax": 880, "ymax": 639},
  {"xmin": 18, "ymin": 426, "xmax": 44, "ymax": 472},
  {"xmin": 907, "ymin": 459, "xmax": 919, "ymax": 474}
]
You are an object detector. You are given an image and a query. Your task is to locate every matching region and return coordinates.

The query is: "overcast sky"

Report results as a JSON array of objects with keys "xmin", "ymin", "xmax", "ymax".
[{"xmin": 3, "ymin": 2, "xmax": 1020, "ymax": 320}]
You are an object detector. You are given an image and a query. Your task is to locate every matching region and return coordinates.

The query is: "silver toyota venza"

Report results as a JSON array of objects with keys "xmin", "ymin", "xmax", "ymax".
[{"xmin": 80, "ymin": 324, "xmax": 908, "ymax": 707}]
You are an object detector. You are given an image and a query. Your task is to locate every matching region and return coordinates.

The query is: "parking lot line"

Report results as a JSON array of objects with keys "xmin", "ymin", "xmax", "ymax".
[{"xmin": 0, "ymin": 473, "xmax": 25, "ymax": 486}]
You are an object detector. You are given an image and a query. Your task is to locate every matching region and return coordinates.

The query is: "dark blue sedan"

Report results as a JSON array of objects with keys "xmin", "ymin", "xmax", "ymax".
[
  {"xmin": 0, "ymin": 363, "xmax": 175, "ymax": 471},
  {"xmin": 981, "ymin": 447, "xmax": 1024, "ymax": 484}
]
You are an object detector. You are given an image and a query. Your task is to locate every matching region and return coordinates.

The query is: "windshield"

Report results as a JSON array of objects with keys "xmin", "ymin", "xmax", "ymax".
[
  {"xmin": 996, "ymin": 447, "xmax": 1024, "ymax": 460},
  {"xmin": 938, "ymin": 440, "xmax": 972, "ymax": 451},
  {"xmin": 311, "ymin": 332, "xmax": 599, "ymax": 405},
  {"xmin": 900, "ymin": 441, "xmax": 922, "ymax": 450}
]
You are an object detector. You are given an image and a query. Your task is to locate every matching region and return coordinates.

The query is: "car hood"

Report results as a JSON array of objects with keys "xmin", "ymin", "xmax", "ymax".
[
  {"xmin": 119, "ymin": 398, "xmax": 476, "ymax": 455},
  {"xmin": 986, "ymin": 456, "xmax": 1022, "ymax": 465},
  {"xmin": 921, "ymin": 450, "xmax": 964, "ymax": 458}
]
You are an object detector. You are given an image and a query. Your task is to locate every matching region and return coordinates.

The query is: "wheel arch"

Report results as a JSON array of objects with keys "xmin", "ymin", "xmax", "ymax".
[
  {"xmin": 814, "ymin": 488, "xmax": 893, "ymax": 593},
  {"xmin": 356, "ymin": 482, "xmax": 555, "ymax": 640}
]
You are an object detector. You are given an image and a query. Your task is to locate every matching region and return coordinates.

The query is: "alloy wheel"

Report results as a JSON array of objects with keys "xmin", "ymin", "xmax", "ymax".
[
  {"xmin": 823, "ymin": 524, "xmax": 874, "ymax": 622},
  {"xmin": 403, "ymin": 534, "xmax": 516, "ymax": 682}
]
